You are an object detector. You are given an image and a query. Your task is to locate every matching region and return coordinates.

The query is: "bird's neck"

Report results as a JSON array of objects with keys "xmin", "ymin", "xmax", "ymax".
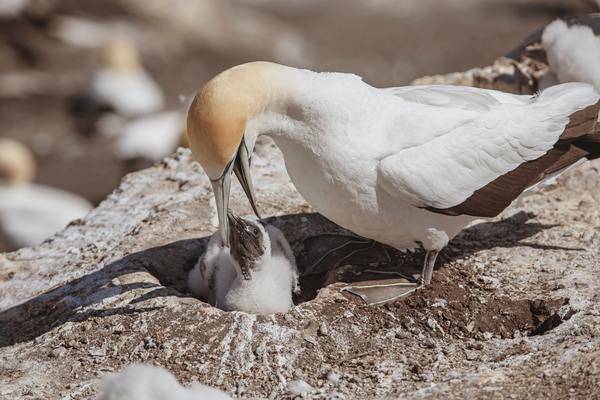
[{"xmin": 246, "ymin": 66, "xmax": 321, "ymax": 146}]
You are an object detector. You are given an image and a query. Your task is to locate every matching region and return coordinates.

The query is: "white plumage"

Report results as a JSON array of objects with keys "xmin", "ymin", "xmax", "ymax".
[
  {"xmin": 378, "ymin": 84, "xmax": 587, "ymax": 209},
  {"xmin": 90, "ymin": 40, "xmax": 164, "ymax": 116},
  {"xmin": 91, "ymin": 69, "xmax": 163, "ymax": 116},
  {"xmin": 0, "ymin": 138, "xmax": 92, "ymax": 248},
  {"xmin": 251, "ymin": 68, "xmax": 597, "ymax": 252},
  {"xmin": 186, "ymin": 62, "xmax": 600, "ymax": 287},
  {"xmin": 542, "ymin": 19, "xmax": 600, "ymax": 91},
  {"xmin": 0, "ymin": 0, "xmax": 27, "ymax": 17},
  {"xmin": 0, "ymin": 184, "xmax": 92, "ymax": 247},
  {"xmin": 116, "ymin": 111, "xmax": 184, "ymax": 161},
  {"xmin": 96, "ymin": 364, "xmax": 231, "ymax": 400},
  {"xmin": 188, "ymin": 217, "xmax": 299, "ymax": 314}
]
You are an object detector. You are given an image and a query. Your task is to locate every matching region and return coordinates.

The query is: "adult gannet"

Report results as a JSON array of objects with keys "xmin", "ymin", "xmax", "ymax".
[
  {"xmin": 186, "ymin": 62, "xmax": 600, "ymax": 288},
  {"xmin": 188, "ymin": 213, "xmax": 299, "ymax": 314},
  {"xmin": 0, "ymin": 138, "xmax": 92, "ymax": 248},
  {"xmin": 72, "ymin": 38, "xmax": 164, "ymax": 129},
  {"xmin": 115, "ymin": 111, "xmax": 185, "ymax": 162}
]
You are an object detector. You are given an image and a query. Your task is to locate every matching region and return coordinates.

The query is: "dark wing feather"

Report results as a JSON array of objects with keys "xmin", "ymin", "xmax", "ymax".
[{"xmin": 427, "ymin": 101, "xmax": 600, "ymax": 217}]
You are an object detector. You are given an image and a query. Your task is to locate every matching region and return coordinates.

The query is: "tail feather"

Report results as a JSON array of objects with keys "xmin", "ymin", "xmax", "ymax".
[{"xmin": 535, "ymin": 82, "xmax": 600, "ymax": 116}]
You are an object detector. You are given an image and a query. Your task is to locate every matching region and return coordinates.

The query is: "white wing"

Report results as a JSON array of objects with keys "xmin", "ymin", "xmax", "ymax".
[{"xmin": 377, "ymin": 83, "xmax": 599, "ymax": 215}]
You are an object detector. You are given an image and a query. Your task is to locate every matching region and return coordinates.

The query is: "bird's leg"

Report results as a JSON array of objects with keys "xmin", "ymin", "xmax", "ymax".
[{"xmin": 420, "ymin": 250, "xmax": 439, "ymax": 286}]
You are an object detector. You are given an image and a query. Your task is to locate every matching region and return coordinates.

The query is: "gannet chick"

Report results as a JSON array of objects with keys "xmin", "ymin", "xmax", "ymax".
[
  {"xmin": 542, "ymin": 19, "xmax": 600, "ymax": 91},
  {"xmin": 0, "ymin": 138, "xmax": 92, "ymax": 248},
  {"xmin": 96, "ymin": 364, "xmax": 232, "ymax": 400},
  {"xmin": 186, "ymin": 62, "xmax": 600, "ymax": 294},
  {"xmin": 188, "ymin": 213, "xmax": 299, "ymax": 314}
]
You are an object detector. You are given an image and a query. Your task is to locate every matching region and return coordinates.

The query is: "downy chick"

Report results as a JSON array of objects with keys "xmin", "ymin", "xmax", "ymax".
[{"xmin": 188, "ymin": 213, "xmax": 299, "ymax": 314}]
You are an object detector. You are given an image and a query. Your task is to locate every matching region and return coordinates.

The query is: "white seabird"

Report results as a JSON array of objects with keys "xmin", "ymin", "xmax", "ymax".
[
  {"xmin": 542, "ymin": 19, "xmax": 600, "ymax": 91},
  {"xmin": 0, "ymin": 138, "xmax": 92, "ymax": 248},
  {"xmin": 115, "ymin": 111, "xmax": 185, "ymax": 161},
  {"xmin": 185, "ymin": 62, "xmax": 600, "ymax": 291},
  {"xmin": 188, "ymin": 213, "xmax": 299, "ymax": 314},
  {"xmin": 87, "ymin": 39, "xmax": 164, "ymax": 117}
]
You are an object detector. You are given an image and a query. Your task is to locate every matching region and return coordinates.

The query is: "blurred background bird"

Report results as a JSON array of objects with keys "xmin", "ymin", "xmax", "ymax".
[
  {"xmin": 0, "ymin": 138, "xmax": 91, "ymax": 250},
  {"xmin": 542, "ymin": 18, "xmax": 600, "ymax": 91},
  {"xmin": 71, "ymin": 38, "xmax": 164, "ymax": 135}
]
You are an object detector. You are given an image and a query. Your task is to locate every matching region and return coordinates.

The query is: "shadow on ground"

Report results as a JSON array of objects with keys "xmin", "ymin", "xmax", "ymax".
[{"xmin": 0, "ymin": 210, "xmax": 578, "ymax": 347}]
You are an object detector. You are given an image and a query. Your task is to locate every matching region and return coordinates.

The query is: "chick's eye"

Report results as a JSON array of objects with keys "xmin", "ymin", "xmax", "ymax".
[{"xmin": 253, "ymin": 228, "xmax": 259, "ymax": 235}]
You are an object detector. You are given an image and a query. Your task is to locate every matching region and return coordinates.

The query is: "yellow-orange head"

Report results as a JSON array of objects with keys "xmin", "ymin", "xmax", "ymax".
[{"xmin": 185, "ymin": 61, "xmax": 285, "ymax": 179}]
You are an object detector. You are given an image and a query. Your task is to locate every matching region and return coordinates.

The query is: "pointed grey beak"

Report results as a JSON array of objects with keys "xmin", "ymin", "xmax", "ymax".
[
  {"xmin": 210, "ymin": 160, "xmax": 234, "ymax": 247},
  {"xmin": 233, "ymin": 139, "xmax": 261, "ymax": 219}
]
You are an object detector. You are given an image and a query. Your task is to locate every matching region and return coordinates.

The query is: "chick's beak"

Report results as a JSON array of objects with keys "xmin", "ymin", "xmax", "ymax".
[{"xmin": 227, "ymin": 211, "xmax": 254, "ymax": 280}]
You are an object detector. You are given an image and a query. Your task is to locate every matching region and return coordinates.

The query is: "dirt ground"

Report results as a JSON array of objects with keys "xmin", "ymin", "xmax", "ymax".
[{"xmin": 1, "ymin": 144, "xmax": 599, "ymax": 399}]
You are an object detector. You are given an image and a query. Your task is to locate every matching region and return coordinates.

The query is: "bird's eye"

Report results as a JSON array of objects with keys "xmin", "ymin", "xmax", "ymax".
[{"xmin": 253, "ymin": 227, "xmax": 259, "ymax": 235}]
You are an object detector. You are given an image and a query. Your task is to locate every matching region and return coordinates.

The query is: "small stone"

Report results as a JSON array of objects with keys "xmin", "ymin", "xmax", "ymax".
[
  {"xmin": 50, "ymin": 346, "xmax": 67, "ymax": 358},
  {"xmin": 318, "ymin": 323, "xmax": 329, "ymax": 336},
  {"xmin": 432, "ymin": 298, "xmax": 448, "ymax": 308},
  {"xmin": 395, "ymin": 330, "xmax": 411, "ymax": 340},
  {"xmin": 304, "ymin": 336, "xmax": 317, "ymax": 346},
  {"xmin": 88, "ymin": 348, "xmax": 106, "ymax": 358},
  {"xmin": 143, "ymin": 336, "xmax": 157, "ymax": 349},
  {"xmin": 466, "ymin": 321, "xmax": 475, "ymax": 333},
  {"xmin": 467, "ymin": 341, "xmax": 484, "ymax": 350}
]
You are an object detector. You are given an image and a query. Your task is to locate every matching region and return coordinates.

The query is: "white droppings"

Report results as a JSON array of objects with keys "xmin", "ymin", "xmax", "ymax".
[
  {"xmin": 327, "ymin": 371, "xmax": 341, "ymax": 385},
  {"xmin": 287, "ymin": 379, "xmax": 312, "ymax": 396},
  {"xmin": 432, "ymin": 298, "xmax": 448, "ymax": 308}
]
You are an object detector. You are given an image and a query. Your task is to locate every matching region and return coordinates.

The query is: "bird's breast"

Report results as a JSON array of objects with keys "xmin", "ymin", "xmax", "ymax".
[
  {"xmin": 271, "ymin": 134, "xmax": 380, "ymax": 230},
  {"xmin": 270, "ymin": 135, "xmax": 475, "ymax": 250}
]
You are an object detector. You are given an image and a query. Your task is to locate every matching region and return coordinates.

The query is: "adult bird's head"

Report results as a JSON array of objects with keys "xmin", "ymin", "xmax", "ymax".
[{"xmin": 186, "ymin": 61, "xmax": 285, "ymax": 246}]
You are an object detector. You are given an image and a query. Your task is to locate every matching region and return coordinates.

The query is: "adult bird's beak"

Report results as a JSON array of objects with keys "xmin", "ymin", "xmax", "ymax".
[
  {"xmin": 233, "ymin": 139, "xmax": 261, "ymax": 219},
  {"xmin": 211, "ymin": 139, "xmax": 260, "ymax": 248},
  {"xmin": 210, "ymin": 159, "xmax": 234, "ymax": 247}
]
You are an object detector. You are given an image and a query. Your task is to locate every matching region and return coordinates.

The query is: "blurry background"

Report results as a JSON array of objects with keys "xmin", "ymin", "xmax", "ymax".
[{"xmin": 0, "ymin": 0, "xmax": 598, "ymax": 252}]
